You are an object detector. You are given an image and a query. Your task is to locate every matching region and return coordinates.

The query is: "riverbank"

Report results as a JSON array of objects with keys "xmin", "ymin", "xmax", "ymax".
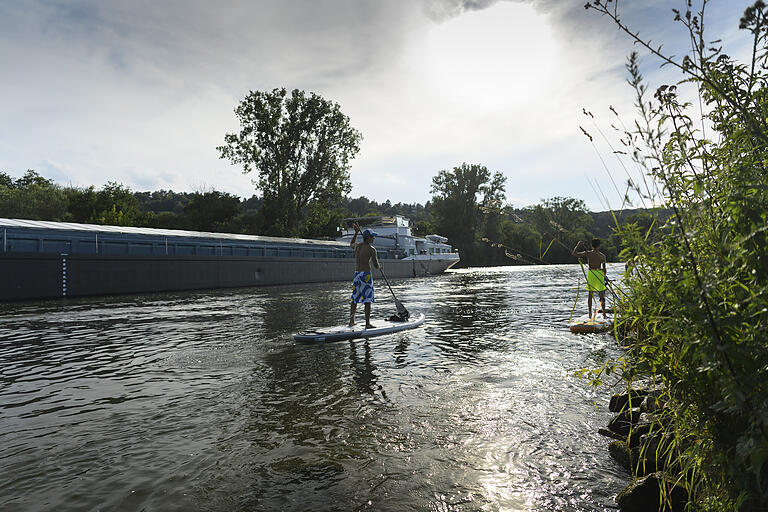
[{"xmin": 599, "ymin": 387, "xmax": 691, "ymax": 511}]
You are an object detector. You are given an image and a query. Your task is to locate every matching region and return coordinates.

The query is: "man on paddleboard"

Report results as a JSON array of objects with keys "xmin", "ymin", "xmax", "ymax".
[
  {"xmin": 572, "ymin": 238, "xmax": 608, "ymax": 318},
  {"xmin": 349, "ymin": 222, "xmax": 381, "ymax": 328}
]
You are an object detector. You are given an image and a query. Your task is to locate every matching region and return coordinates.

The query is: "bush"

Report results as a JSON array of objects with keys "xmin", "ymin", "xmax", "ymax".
[{"xmin": 588, "ymin": 1, "xmax": 768, "ymax": 509}]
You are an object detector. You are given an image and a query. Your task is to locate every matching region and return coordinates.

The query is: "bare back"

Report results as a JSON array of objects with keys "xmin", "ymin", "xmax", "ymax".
[
  {"xmin": 579, "ymin": 249, "xmax": 606, "ymax": 270},
  {"xmin": 354, "ymin": 243, "xmax": 379, "ymax": 271}
]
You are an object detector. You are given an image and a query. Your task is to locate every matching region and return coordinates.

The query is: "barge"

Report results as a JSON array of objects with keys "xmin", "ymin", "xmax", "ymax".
[{"xmin": 0, "ymin": 216, "xmax": 459, "ymax": 301}]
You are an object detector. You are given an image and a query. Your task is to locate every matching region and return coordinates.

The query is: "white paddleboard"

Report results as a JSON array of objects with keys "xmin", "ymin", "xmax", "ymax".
[
  {"xmin": 569, "ymin": 313, "xmax": 613, "ymax": 334},
  {"xmin": 294, "ymin": 312, "xmax": 426, "ymax": 343}
]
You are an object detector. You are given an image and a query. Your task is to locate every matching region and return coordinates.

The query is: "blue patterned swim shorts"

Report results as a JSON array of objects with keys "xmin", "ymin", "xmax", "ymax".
[{"xmin": 350, "ymin": 271, "xmax": 375, "ymax": 304}]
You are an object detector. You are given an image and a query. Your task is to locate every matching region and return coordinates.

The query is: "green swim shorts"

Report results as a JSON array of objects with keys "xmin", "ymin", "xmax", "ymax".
[{"xmin": 586, "ymin": 269, "xmax": 606, "ymax": 292}]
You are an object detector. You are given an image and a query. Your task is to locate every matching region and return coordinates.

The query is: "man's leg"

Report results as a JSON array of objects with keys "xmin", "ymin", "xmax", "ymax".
[
  {"xmin": 364, "ymin": 303, "xmax": 373, "ymax": 328},
  {"xmin": 349, "ymin": 302, "xmax": 357, "ymax": 326},
  {"xmin": 600, "ymin": 291, "xmax": 606, "ymax": 318},
  {"xmin": 587, "ymin": 291, "xmax": 593, "ymax": 316}
]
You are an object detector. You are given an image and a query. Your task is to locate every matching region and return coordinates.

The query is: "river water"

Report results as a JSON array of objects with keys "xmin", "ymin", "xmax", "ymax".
[{"xmin": 0, "ymin": 264, "xmax": 628, "ymax": 512}]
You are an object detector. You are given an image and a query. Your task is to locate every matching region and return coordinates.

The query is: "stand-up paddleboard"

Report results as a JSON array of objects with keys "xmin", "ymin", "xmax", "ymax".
[
  {"xmin": 569, "ymin": 313, "xmax": 613, "ymax": 334},
  {"xmin": 294, "ymin": 312, "xmax": 425, "ymax": 343}
]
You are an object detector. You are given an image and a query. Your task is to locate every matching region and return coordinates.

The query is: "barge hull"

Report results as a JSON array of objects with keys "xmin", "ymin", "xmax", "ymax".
[{"xmin": 0, "ymin": 252, "xmax": 456, "ymax": 301}]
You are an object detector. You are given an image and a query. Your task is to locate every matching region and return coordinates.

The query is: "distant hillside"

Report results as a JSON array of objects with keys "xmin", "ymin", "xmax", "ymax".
[{"xmin": 589, "ymin": 207, "xmax": 672, "ymax": 239}]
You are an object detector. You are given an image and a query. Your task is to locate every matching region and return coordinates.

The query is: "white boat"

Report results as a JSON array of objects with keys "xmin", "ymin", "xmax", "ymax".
[{"xmin": 337, "ymin": 216, "xmax": 460, "ymax": 275}]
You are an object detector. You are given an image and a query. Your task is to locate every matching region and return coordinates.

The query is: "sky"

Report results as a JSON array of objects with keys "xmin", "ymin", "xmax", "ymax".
[{"xmin": 0, "ymin": 0, "xmax": 753, "ymax": 211}]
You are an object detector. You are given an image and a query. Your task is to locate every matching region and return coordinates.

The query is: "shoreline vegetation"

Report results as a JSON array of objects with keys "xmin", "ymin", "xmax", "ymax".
[
  {"xmin": 0, "ymin": 169, "xmax": 662, "ymax": 268},
  {"xmin": 581, "ymin": 1, "xmax": 768, "ymax": 510}
]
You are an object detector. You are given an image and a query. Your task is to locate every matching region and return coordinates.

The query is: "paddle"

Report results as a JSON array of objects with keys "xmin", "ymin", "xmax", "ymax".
[{"xmin": 379, "ymin": 267, "xmax": 409, "ymax": 320}]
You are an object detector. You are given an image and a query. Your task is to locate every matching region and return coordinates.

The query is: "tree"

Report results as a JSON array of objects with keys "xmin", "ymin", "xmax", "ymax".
[
  {"xmin": 412, "ymin": 220, "xmax": 433, "ymax": 237},
  {"xmin": 182, "ymin": 191, "xmax": 242, "ymax": 232},
  {"xmin": 134, "ymin": 190, "xmax": 192, "ymax": 215},
  {"xmin": 218, "ymin": 88, "xmax": 362, "ymax": 237},
  {"xmin": 346, "ymin": 196, "xmax": 373, "ymax": 217},
  {"xmin": 430, "ymin": 163, "xmax": 506, "ymax": 263},
  {"xmin": 67, "ymin": 182, "xmax": 143, "ymax": 226},
  {"xmin": 66, "ymin": 186, "xmax": 99, "ymax": 223},
  {"xmin": 0, "ymin": 170, "xmax": 68, "ymax": 221},
  {"xmin": 0, "ymin": 172, "xmax": 13, "ymax": 189},
  {"xmin": 526, "ymin": 196, "xmax": 592, "ymax": 262}
]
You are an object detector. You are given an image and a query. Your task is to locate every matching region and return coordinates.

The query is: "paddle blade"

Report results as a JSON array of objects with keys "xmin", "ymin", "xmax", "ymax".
[{"xmin": 394, "ymin": 300, "xmax": 409, "ymax": 319}]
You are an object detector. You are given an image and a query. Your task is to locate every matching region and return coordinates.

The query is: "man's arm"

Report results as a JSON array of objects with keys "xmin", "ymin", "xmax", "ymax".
[
  {"xmin": 349, "ymin": 222, "xmax": 360, "ymax": 247},
  {"xmin": 371, "ymin": 247, "xmax": 381, "ymax": 270},
  {"xmin": 572, "ymin": 241, "xmax": 585, "ymax": 257}
]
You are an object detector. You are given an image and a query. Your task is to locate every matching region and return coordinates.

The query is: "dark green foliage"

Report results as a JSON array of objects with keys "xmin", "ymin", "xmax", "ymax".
[
  {"xmin": 143, "ymin": 210, "xmax": 189, "ymax": 230},
  {"xmin": 526, "ymin": 197, "xmax": 592, "ymax": 262},
  {"xmin": 411, "ymin": 220, "xmax": 433, "ymax": 237},
  {"xmin": 0, "ymin": 172, "xmax": 13, "ymax": 188},
  {"xmin": 182, "ymin": 191, "xmax": 241, "ymax": 232},
  {"xmin": 0, "ymin": 170, "xmax": 68, "ymax": 221},
  {"xmin": 67, "ymin": 182, "xmax": 144, "ymax": 226},
  {"xmin": 133, "ymin": 190, "xmax": 192, "ymax": 215},
  {"xmin": 587, "ymin": 1, "xmax": 768, "ymax": 509},
  {"xmin": 343, "ymin": 196, "xmax": 432, "ymax": 225},
  {"xmin": 474, "ymin": 200, "xmax": 626, "ymax": 266},
  {"xmin": 430, "ymin": 163, "xmax": 506, "ymax": 263},
  {"xmin": 0, "ymin": 172, "xmax": 651, "ymax": 254},
  {"xmin": 218, "ymin": 88, "xmax": 362, "ymax": 237}
]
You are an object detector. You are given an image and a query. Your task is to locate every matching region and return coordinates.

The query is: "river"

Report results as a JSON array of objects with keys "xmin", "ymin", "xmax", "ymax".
[{"xmin": 0, "ymin": 264, "xmax": 628, "ymax": 511}]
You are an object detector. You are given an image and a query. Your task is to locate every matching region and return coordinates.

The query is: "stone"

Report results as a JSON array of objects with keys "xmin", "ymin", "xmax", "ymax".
[
  {"xmin": 599, "ymin": 427, "xmax": 626, "ymax": 441},
  {"xmin": 609, "ymin": 440, "xmax": 632, "ymax": 472},
  {"xmin": 609, "ymin": 390, "xmax": 649, "ymax": 412},
  {"xmin": 640, "ymin": 390, "xmax": 665, "ymax": 413},
  {"xmin": 616, "ymin": 472, "xmax": 688, "ymax": 512},
  {"xmin": 627, "ymin": 413, "xmax": 661, "ymax": 448},
  {"xmin": 632, "ymin": 432, "xmax": 678, "ymax": 476},
  {"xmin": 608, "ymin": 408, "xmax": 643, "ymax": 437}
]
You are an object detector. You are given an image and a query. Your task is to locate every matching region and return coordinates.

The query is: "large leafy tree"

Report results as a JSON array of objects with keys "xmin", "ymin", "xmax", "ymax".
[
  {"xmin": 218, "ymin": 88, "xmax": 362, "ymax": 237},
  {"xmin": 0, "ymin": 170, "xmax": 68, "ymax": 221},
  {"xmin": 526, "ymin": 196, "xmax": 593, "ymax": 262},
  {"xmin": 182, "ymin": 191, "xmax": 241, "ymax": 232},
  {"xmin": 67, "ymin": 182, "xmax": 143, "ymax": 226},
  {"xmin": 430, "ymin": 163, "xmax": 506, "ymax": 261}
]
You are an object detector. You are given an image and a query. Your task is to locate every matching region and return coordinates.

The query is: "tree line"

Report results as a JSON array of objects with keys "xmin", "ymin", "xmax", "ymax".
[{"xmin": 0, "ymin": 167, "xmax": 664, "ymax": 267}]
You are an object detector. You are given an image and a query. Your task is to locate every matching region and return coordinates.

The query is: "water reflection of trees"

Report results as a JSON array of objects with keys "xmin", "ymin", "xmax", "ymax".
[
  {"xmin": 426, "ymin": 272, "xmax": 515, "ymax": 360},
  {"xmin": 231, "ymin": 326, "xmax": 391, "ymax": 506},
  {"xmin": 349, "ymin": 340, "xmax": 386, "ymax": 399}
]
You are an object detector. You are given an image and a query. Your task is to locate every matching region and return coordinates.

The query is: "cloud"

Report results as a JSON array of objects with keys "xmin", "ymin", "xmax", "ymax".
[
  {"xmin": 0, "ymin": 0, "xmax": 753, "ymax": 212},
  {"xmin": 421, "ymin": 0, "xmax": 503, "ymax": 21}
]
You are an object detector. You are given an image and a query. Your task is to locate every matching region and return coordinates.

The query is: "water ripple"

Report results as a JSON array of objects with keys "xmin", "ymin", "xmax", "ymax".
[{"xmin": 0, "ymin": 264, "xmax": 627, "ymax": 511}]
